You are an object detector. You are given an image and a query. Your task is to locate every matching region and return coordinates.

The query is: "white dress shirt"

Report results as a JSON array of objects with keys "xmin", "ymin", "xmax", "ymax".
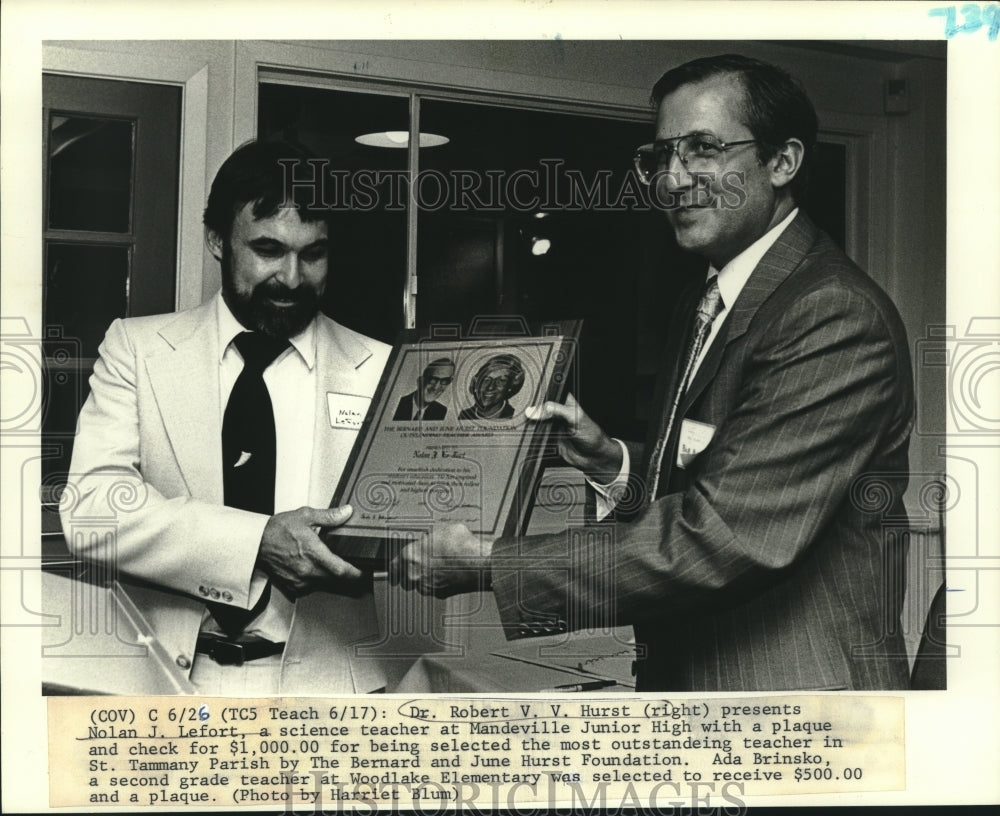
[
  {"xmin": 409, "ymin": 398, "xmax": 432, "ymax": 421},
  {"xmin": 200, "ymin": 293, "xmax": 318, "ymax": 641},
  {"xmin": 592, "ymin": 208, "xmax": 799, "ymax": 518}
]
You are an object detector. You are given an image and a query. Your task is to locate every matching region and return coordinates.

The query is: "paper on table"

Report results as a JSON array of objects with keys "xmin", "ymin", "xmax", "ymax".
[{"xmin": 493, "ymin": 630, "xmax": 637, "ymax": 686}]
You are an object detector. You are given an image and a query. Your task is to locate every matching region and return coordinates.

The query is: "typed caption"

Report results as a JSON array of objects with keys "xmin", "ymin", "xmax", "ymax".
[{"xmin": 49, "ymin": 694, "xmax": 903, "ymax": 809}]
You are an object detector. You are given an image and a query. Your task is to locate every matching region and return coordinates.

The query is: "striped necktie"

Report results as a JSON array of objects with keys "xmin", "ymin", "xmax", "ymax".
[{"xmin": 646, "ymin": 276, "xmax": 724, "ymax": 502}]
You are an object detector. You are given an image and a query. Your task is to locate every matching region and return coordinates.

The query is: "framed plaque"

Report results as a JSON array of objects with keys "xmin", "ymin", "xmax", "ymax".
[{"xmin": 324, "ymin": 321, "xmax": 580, "ymax": 569}]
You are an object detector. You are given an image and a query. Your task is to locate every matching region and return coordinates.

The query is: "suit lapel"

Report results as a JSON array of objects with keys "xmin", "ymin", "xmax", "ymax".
[
  {"xmin": 680, "ymin": 213, "xmax": 818, "ymax": 412},
  {"xmin": 144, "ymin": 301, "xmax": 223, "ymax": 502},
  {"xmin": 308, "ymin": 316, "xmax": 379, "ymax": 507},
  {"xmin": 144, "ymin": 306, "xmax": 382, "ymax": 508}
]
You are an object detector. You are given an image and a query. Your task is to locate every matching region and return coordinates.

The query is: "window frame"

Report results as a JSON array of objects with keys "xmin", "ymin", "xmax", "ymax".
[
  {"xmin": 237, "ymin": 43, "xmax": 655, "ymax": 329},
  {"xmin": 43, "ymin": 44, "xmax": 216, "ymax": 311},
  {"xmin": 237, "ymin": 44, "xmax": 883, "ymax": 330}
]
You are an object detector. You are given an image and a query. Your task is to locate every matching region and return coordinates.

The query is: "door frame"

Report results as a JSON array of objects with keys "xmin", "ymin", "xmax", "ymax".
[{"xmin": 43, "ymin": 45, "xmax": 214, "ymax": 311}]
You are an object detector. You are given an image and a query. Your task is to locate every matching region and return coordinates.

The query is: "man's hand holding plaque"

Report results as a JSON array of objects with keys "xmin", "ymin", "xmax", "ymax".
[
  {"xmin": 525, "ymin": 393, "xmax": 623, "ymax": 482},
  {"xmin": 259, "ymin": 505, "xmax": 363, "ymax": 596},
  {"xmin": 389, "ymin": 523, "xmax": 492, "ymax": 598},
  {"xmin": 390, "ymin": 392, "xmax": 623, "ymax": 598}
]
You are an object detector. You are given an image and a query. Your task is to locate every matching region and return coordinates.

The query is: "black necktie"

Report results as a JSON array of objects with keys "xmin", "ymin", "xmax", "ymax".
[
  {"xmin": 646, "ymin": 276, "xmax": 724, "ymax": 501},
  {"xmin": 210, "ymin": 331, "xmax": 289, "ymax": 637}
]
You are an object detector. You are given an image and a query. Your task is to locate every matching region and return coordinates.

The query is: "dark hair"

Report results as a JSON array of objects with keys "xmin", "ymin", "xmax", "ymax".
[
  {"xmin": 203, "ymin": 139, "xmax": 330, "ymax": 241},
  {"xmin": 651, "ymin": 54, "xmax": 818, "ymax": 202},
  {"xmin": 422, "ymin": 358, "xmax": 455, "ymax": 378},
  {"xmin": 470, "ymin": 354, "xmax": 525, "ymax": 399}
]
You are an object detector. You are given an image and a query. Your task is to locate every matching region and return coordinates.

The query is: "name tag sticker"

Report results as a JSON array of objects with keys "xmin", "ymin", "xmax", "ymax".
[
  {"xmin": 677, "ymin": 419, "xmax": 716, "ymax": 469},
  {"xmin": 327, "ymin": 393, "xmax": 371, "ymax": 430}
]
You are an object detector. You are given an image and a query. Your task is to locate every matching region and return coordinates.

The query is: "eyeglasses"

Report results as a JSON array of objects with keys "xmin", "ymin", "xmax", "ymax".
[
  {"xmin": 425, "ymin": 376, "xmax": 453, "ymax": 387},
  {"xmin": 633, "ymin": 132, "xmax": 757, "ymax": 184},
  {"xmin": 479, "ymin": 372, "xmax": 511, "ymax": 387}
]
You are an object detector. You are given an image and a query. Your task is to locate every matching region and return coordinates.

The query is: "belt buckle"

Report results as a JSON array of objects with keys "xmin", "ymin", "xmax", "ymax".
[{"xmin": 211, "ymin": 640, "xmax": 246, "ymax": 666}]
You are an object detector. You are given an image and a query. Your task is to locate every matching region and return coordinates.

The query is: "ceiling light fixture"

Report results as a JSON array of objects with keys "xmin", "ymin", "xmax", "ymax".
[
  {"xmin": 530, "ymin": 237, "xmax": 551, "ymax": 256},
  {"xmin": 355, "ymin": 131, "xmax": 449, "ymax": 148}
]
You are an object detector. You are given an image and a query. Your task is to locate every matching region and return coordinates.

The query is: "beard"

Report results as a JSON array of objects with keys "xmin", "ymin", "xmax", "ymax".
[{"xmin": 220, "ymin": 244, "xmax": 321, "ymax": 339}]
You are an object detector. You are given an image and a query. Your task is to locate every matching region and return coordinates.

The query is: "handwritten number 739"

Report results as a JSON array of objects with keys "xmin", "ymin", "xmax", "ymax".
[{"xmin": 930, "ymin": 4, "xmax": 1000, "ymax": 40}]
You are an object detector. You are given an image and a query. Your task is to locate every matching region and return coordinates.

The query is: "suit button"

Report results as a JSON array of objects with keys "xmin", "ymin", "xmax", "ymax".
[
  {"xmin": 198, "ymin": 586, "xmax": 209, "ymax": 596},
  {"xmin": 222, "ymin": 591, "xmax": 233, "ymax": 602},
  {"xmin": 176, "ymin": 655, "xmax": 191, "ymax": 669},
  {"xmin": 209, "ymin": 588, "xmax": 220, "ymax": 600}
]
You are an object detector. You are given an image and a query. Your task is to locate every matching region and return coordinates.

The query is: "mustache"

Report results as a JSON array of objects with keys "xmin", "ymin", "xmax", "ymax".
[{"xmin": 253, "ymin": 281, "xmax": 317, "ymax": 302}]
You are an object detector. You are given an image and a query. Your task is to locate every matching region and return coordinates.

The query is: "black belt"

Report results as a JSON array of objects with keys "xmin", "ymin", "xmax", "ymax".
[{"xmin": 195, "ymin": 634, "xmax": 284, "ymax": 666}]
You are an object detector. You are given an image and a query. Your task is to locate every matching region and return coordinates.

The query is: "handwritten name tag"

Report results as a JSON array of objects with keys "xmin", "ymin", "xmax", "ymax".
[
  {"xmin": 677, "ymin": 419, "xmax": 716, "ymax": 469},
  {"xmin": 327, "ymin": 393, "xmax": 372, "ymax": 430}
]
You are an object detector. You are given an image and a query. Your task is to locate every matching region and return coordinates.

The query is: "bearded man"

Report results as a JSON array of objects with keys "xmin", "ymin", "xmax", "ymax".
[{"xmin": 61, "ymin": 140, "xmax": 390, "ymax": 694}]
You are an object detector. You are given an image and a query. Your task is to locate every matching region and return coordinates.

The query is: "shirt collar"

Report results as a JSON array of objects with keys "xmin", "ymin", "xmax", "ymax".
[
  {"xmin": 215, "ymin": 291, "xmax": 316, "ymax": 370},
  {"xmin": 708, "ymin": 207, "xmax": 799, "ymax": 309}
]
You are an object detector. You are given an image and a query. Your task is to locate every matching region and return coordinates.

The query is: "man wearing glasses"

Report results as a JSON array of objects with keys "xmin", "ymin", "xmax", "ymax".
[
  {"xmin": 393, "ymin": 358, "xmax": 455, "ymax": 421},
  {"xmin": 393, "ymin": 54, "xmax": 914, "ymax": 692}
]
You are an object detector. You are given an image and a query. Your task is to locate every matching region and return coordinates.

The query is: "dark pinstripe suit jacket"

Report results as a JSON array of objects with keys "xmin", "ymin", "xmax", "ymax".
[{"xmin": 492, "ymin": 213, "xmax": 914, "ymax": 691}]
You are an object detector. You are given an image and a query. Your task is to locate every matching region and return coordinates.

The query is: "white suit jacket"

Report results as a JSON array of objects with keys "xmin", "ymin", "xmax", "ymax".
[{"xmin": 61, "ymin": 299, "xmax": 391, "ymax": 693}]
